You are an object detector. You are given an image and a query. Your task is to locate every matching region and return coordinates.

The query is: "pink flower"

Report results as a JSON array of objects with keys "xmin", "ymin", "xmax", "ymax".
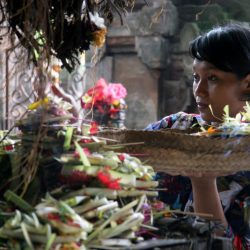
[
  {"xmin": 152, "ymin": 201, "xmax": 165, "ymax": 211},
  {"xmin": 81, "ymin": 79, "xmax": 127, "ymax": 109},
  {"xmin": 106, "ymin": 83, "xmax": 127, "ymax": 103}
]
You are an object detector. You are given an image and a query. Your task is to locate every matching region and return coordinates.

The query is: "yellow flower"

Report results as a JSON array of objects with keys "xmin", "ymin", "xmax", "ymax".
[
  {"xmin": 112, "ymin": 100, "xmax": 120, "ymax": 106},
  {"xmin": 92, "ymin": 28, "xmax": 107, "ymax": 48},
  {"xmin": 82, "ymin": 94, "xmax": 92, "ymax": 104},
  {"xmin": 28, "ymin": 97, "xmax": 49, "ymax": 110}
]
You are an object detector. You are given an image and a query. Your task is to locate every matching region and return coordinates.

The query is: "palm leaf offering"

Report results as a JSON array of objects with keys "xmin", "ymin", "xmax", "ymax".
[
  {"xmin": 0, "ymin": 190, "xmax": 225, "ymax": 249},
  {"xmin": 0, "ymin": 192, "xmax": 145, "ymax": 249},
  {"xmin": 0, "ymin": 96, "xmax": 240, "ymax": 248},
  {"xmin": 0, "ymin": 95, "xmax": 231, "ymax": 249},
  {"xmin": 0, "ymin": 97, "xmax": 159, "ymax": 249},
  {"xmin": 197, "ymin": 104, "xmax": 250, "ymax": 137}
]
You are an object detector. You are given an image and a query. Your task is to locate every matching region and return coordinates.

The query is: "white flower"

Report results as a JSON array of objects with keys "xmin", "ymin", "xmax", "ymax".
[{"xmin": 89, "ymin": 12, "xmax": 106, "ymax": 29}]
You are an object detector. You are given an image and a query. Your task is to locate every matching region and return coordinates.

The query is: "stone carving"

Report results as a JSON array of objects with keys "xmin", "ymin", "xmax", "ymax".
[
  {"xmin": 0, "ymin": 49, "xmax": 36, "ymax": 129},
  {"xmin": 127, "ymin": 0, "xmax": 178, "ymax": 36},
  {"xmin": 160, "ymin": 80, "xmax": 191, "ymax": 115},
  {"xmin": 136, "ymin": 36, "xmax": 169, "ymax": 69},
  {"xmin": 178, "ymin": 4, "xmax": 228, "ymax": 30},
  {"xmin": 178, "ymin": 22, "xmax": 200, "ymax": 52},
  {"xmin": 60, "ymin": 53, "xmax": 86, "ymax": 112}
]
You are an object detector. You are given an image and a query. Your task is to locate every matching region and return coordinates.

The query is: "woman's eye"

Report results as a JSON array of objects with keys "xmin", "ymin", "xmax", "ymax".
[
  {"xmin": 208, "ymin": 75, "xmax": 218, "ymax": 81},
  {"xmin": 192, "ymin": 74, "xmax": 200, "ymax": 82}
]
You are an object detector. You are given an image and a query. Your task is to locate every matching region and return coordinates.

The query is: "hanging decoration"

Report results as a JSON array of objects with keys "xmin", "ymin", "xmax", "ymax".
[{"xmin": 0, "ymin": 0, "xmax": 137, "ymax": 72}]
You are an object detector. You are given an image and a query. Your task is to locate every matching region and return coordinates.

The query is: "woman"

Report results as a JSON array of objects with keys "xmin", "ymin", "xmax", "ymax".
[{"xmin": 146, "ymin": 24, "xmax": 250, "ymax": 249}]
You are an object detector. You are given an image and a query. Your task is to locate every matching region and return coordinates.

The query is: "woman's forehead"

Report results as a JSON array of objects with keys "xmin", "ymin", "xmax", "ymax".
[
  {"xmin": 192, "ymin": 59, "xmax": 217, "ymax": 71},
  {"xmin": 192, "ymin": 59, "xmax": 240, "ymax": 80}
]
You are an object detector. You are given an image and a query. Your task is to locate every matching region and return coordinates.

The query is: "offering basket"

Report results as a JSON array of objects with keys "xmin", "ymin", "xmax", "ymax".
[{"xmin": 99, "ymin": 129, "xmax": 250, "ymax": 173}]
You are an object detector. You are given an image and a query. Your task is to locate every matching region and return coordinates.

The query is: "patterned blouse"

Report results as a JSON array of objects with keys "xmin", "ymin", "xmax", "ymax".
[{"xmin": 145, "ymin": 112, "xmax": 250, "ymax": 250}]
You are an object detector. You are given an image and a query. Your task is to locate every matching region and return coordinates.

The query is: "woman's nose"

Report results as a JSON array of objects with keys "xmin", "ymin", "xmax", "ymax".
[{"xmin": 193, "ymin": 80, "xmax": 208, "ymax": 97}]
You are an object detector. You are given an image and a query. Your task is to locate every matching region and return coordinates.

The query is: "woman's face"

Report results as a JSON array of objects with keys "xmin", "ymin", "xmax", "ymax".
[{"xmin": 192, "ymin": 59, "xmax": 245, "ymax": 123}]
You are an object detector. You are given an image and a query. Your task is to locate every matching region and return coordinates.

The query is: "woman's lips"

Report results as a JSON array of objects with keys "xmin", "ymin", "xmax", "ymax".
[{"xmin": 197, "ymin": 102, "xmax": 209, "ymax": 110}]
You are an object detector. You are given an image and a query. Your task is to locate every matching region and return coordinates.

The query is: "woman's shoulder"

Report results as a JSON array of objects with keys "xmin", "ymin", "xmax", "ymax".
[{"xmin": 145, "ymin": 112, "xmax": 202, "ymax": 131}]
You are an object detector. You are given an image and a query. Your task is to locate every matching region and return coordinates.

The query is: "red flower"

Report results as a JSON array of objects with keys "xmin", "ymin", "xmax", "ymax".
[
  {"xmin": 79, "ymin": 138, "xmax": 92, "ymax": 143},
  {"xmin": 109, "ymin": 108, "xmax": 120, "ymax": 114},
  {"xmin": 89, "ymin": 122, "xmax": 99, "ymax": 135},
  {"xmin": 118, "ymin": 154, "xmax": 125, "ymax": 162},
  {"xmin": 47, "ymin": 213, "xmax": 61, "ymax": 221},
  {"xmin": 107, "ymin": 181, "xmax": 121, "ymax": 190},
  {"xmin": 87, "ymin": 78, "xmax": 108, "ymax": 100},
  {"xmin": 66, "ymin": 217, "xmax": 81, "ymax": 228},
  {"xmin": 81, "ymin": 78, "xmax": 108, "ymax": 108},
  {"xmin": 97, "ymin": 168, "xmax": 121, "ymax": 190}
]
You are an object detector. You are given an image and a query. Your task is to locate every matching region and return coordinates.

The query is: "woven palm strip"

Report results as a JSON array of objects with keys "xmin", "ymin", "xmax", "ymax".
[{"xmin": 99, "ymin": 129, "xmax": 250, "ymax": 172}]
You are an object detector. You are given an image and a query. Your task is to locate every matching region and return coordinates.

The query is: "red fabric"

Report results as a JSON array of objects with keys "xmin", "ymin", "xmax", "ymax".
[{"xmin": 233, "ymin": 235, "xmax": 243, "ymax": 250}]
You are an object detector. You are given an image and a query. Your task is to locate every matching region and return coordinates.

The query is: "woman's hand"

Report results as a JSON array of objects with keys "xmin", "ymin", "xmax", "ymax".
[{"xmin": 166, "ymin": 170, "xmax": 230, "ymax": 228}]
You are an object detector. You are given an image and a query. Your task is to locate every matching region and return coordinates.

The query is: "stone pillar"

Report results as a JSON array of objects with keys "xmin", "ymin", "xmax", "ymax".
[{"xmin": 113, "ymin": 55, "xmax": 160, "ymax": 129}]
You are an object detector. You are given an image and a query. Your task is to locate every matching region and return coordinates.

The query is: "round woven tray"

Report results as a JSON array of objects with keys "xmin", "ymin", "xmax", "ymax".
[{"xmin": 99, "ymin": 129, "xmax": 250, "ymax": 173}]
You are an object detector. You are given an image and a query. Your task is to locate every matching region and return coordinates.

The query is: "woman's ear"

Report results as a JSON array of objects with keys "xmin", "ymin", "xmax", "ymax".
[{"xmin": 240, "ymin": 74, "xmax": 250, "ymax": 101}]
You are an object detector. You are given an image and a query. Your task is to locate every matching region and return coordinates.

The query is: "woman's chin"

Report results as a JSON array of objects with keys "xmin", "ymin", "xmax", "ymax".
[{"xmin": 199, "ymin": 112, "xmax": 222, "ymax": 124}]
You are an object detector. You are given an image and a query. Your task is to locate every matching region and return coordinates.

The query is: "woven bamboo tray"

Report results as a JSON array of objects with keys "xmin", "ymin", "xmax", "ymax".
[{"xmin": 99, "ymin": 129, "xmax": 250, "ymax": 173}]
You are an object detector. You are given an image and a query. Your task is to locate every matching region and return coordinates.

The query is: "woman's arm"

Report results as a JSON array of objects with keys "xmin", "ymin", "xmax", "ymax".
[{"xmin": 190, "ymin": 176, "xmax": 228, "ymax": 227}]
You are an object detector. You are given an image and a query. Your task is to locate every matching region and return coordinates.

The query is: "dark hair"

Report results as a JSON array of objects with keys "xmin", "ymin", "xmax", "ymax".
[{"xmin": 189, "ymin": 24, "xmax": 250, "ymax": 78}]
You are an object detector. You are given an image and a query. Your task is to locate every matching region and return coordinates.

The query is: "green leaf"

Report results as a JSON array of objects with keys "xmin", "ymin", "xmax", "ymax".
[
  {"xmin": 4, "ymin": 190, "xmax": 34, "ymax": 213},
  {"xmin": 235, "ymin": 113, "xmax": 242, "ymax": 122},
  {"xmin": 45, "ymin": 233, "xmax": 56, "ymax": 250},
  {"xmin": 74, "ymin": 141, "xmax": 91, "ymax": 167},
  {"xmin": 63, "ymin": 127, "xmax": 74, "ymax": 151},
  {"xmin": 224, "ymin": 106, "xmax": 229, "ymax": 115},
  {"xmin": 223, "ymin": 105, "xmax": 229, "ymax": 119},
  {"xmin": 21, "ymin": 223, "xmax": 34, "ymax": 250},
  {"xmin": 33, "ymin": 31, "xmax": 46, "ymax": 61},
  {"xmin": 82, "ymin": 124, "xmax": 91, "ymax": 136}
]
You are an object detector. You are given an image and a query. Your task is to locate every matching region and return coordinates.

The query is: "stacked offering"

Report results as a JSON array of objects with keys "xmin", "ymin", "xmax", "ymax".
[{"xmin": 0, "ymin": 96, "xmax": 159, "ymax": 249}]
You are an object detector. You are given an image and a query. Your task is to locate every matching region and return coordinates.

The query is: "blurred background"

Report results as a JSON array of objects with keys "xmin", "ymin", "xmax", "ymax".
[
  {"xmin": 1, "ymin": 0, "xmax": 250, "ymax": 129},
  {"xmin": 82, "ymin": 0, "xmax": 250, "ymax": 129}
]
